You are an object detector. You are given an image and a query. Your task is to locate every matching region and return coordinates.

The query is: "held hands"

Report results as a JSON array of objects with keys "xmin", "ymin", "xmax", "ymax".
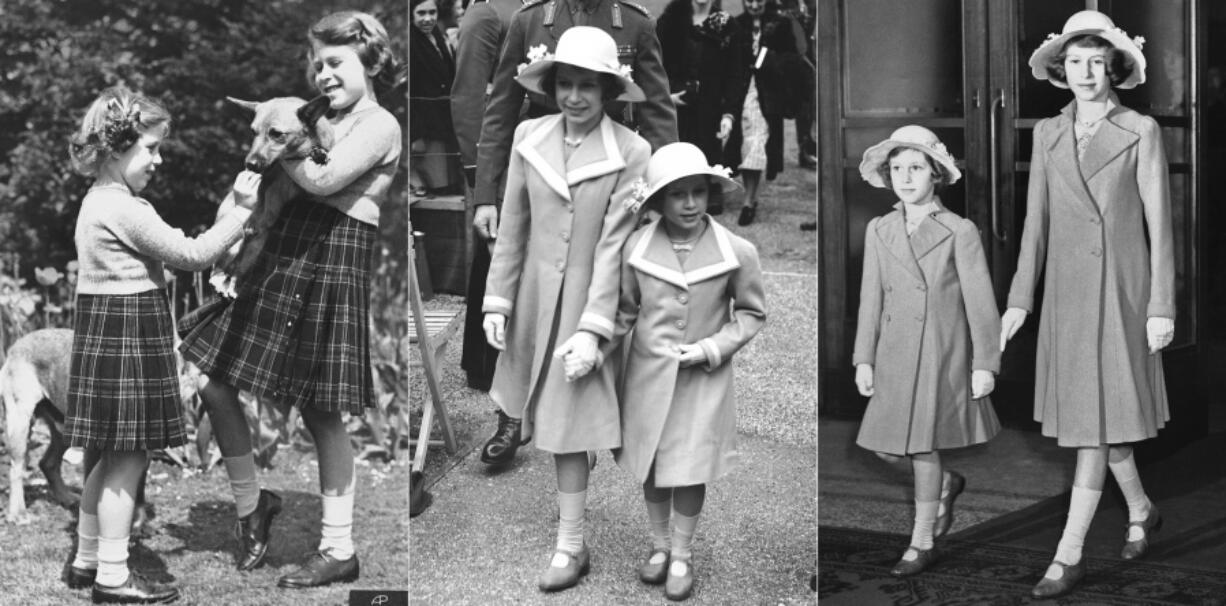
[
  {"xmin": 231, "ymin": 170, "xmax": 262, "ymax": 210},
  {"xmin": 473, "ymin": 205, "xmax": 500, "ymax": 242},
  {"xmin": 1000, "ymin": 307, "xmax": 1028, "ymax": 352},
  {"xmin": 717, "ymin": 114, "xmax": 734, "ymax": 142},
  {"xmin": 483, "ymin": 313, "xmax": 507, "ymax": 351},
  {"xmin": 854, "ymin": 364, "xmax": 874, "ymax": 397},
  {"xmin": 553, "ymin": 331, "xmax": 600, "ymax": 382},
  {"xmin": 675, "ymin": 343, "xmax": 708, "ymax": 368},
  {"xmin": 971, "ymin": 369, "xmax": 995, "ymax": 399},
  {"xmin": 670, "ymin": 91, "xmax": 688, "ymax": 107},
  {"xmin": 1147, "ymin": 317, "xmax": 1175, "ymax": 354}
]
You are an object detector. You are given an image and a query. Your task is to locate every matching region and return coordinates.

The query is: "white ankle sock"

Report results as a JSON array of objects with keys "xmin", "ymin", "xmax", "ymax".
[
  {"xmin": 223, "ymin": 454, "xmax": 260, "ymax": 518},
  {"xmin": 73, "ymin": 512, "xmax": 99, "ymax": 570},
  {"xmin": 555, "ymin": 489, "xmax": 586, "ymax": 555},
  {"xmin": 912, "ymin": 499, "xmax": 939, "ymax": 550},
  {"xmin": 645, "ymin": 497, "xmax": 671, "ymax": 551},
  {"xmin": 1108, "ymin": 455, "xmax": 1151, "ymax": 523},
  {"xmin": 670, "ymin": 511, "xmax": 700, "ymax": 561},
  {"xmin": 1052, "ymin": 486, "xmax": 1102, "ymax": 570},
  {"xmin": 319, "ymin": 492, "xmax": 355, "ymax": 561},
  {"xmin": 96, "ymin": 535, "xmax": 130, "ymax": 587}
]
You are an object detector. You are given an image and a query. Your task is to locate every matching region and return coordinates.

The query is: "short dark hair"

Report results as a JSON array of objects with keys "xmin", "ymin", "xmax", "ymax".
[
  {"xmin": 875, "ymin": 146, "xmax": 952, "ymax": 191},
  {"xmin": 1044, "ymin": 34, "xmax": 1135, "ymax": 88},
  {"xmin": 539, "ymin": 64, "xmax": 627, "ymax": 103}
]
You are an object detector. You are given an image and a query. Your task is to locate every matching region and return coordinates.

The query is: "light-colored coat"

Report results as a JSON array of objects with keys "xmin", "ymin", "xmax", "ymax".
[
  {"xmin": 611, "ymin": 217, "xmax": 766, "ymax": 487},
  {"xmin": 1007, "ymin": 98, "xmax": 1173, "ymax": 447},
  {"xmin": 853, "ymin": 201, "xmax": 1001, "ymax": 456},
  {"xmin": 484, "ymin": 114, "xmax": 650, "ymax": 453}
]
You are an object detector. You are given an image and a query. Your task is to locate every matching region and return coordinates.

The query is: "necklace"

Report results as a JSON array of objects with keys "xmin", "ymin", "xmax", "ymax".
[
  {"xmin": 668, "ymin": 224, "xmax": 706, "ymax": 252},
  {"xmin": 1076, "ymin": 113, "xmax": 1106, "ymax": 129},
  {"xmin": 563, "ymin": 135, "xmax": 584, "ymax": 148}
]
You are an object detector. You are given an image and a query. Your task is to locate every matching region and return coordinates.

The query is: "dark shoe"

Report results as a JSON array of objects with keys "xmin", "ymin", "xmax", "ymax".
[
  {"xmin": 737, "ymin": 206, "xmax": 756, "ymax": 226},
  {"xmin": 64, "ymin": 564, "xmax": 96, "ymax": 589},
  {"xmin": 1121, "ymin": 506, "xmax": 1163, "ymax": 560},
  {"xmin": 799, "ymin": 221, "xmax": 816, "ymax": 231},
  {"xmin": 638, "ymin": 549, "xmax": 669, "ymax": 585},
  {"xmin": 91, "ymin": 572, "xmax": 179, "ymax": 604},
  {"xmin": 480, "ymin": 410, "xmax": 525, "ymax": 465},
  {"xmin": 1031, "ymin": 560, "xmax": 1085, "ymax": 599},
  {"xmin": 234, "ymin": 489, "xmax": 282, "ymax": 571},
  {"xmin": 934, "ymin": 470, "xmax": 966, "ymax": 538},
  {"xmin": 798, "ymin": 153, "xmax": 816, "ymax": 169},
  {"xmin": 889, "ymin": 547, "xmax": 936, "ymax": 577},
  {"xmin": 538, "ymin": 545, "xmax": 590, "ymax": 592},
  {"xmin": 277, "ymin": 551, "xmax": 360, "ymax": 588},
  {"xmin": 665, "ymin": 559, "xmax": 694, "ymax": 601}
]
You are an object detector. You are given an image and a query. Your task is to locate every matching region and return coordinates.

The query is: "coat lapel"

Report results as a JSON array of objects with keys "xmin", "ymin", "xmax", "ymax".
[
  {"xmin": 628, "ymin": 220, "xmax": 687, "ymax": 289},
  {"xmin": 1046, "ymin": 105, "xmax": 1100, "ymax": 216},
  {"xmin": 908, "ymin": 202, "xmax": 953, "ymax": 261},
  {"xmin": 1079, "ymin": 113, "xmax": 1140, "ymax": 183},
  {"xmin": 876, "ymin": 207, "xmax": 923, "ymax": 282},
  {"xmin": 565, "ymin": 117, "xmax": 626, "ymax": 185},
  {"xmin": 628, "ymin": 218, "xmax": 742, "ymax": 290},
  {"xmin": 516, "ymin": 114, "xmax": 571, "ymax": 201}
]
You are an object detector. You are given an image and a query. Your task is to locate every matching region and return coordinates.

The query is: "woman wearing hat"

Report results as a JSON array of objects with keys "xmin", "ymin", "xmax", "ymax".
[
  {"xmin": 594, "ymin": 142, "xmax": 765, "ymax": 600},
  {"xmin": 1000, "ymin": 10, "xmax": 1173, "ymax": 599},
  {"xmin": 480, "ymin": 25, "xmax": 651, "ymax": 592},
  {"xmin": 852, "ymin": 125, "xmax": 1001, "ymax": 578}
]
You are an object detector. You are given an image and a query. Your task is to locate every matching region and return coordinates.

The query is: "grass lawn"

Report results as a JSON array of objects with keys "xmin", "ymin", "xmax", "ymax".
[{"xmin": 0, "ymin": 442, "xmax": 408, "ymax": 605}]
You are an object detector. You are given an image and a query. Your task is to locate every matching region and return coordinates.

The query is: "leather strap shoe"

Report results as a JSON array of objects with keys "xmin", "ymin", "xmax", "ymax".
[
  {"xmin": 638, "ymin": 549, "xmax": 669, "ymax": 585},
  {"xmin": 890, "ymin": 546, "xmax": 936, "ymax": 577},
  {"xmin": 538, "ymin": 545, "xmax": 590, "ymax": 592},
  {"xmin": 277, "ymin": 551, "xmax": 360, "ymax": 588},
  {"xmin": 91, "ymin": 571, "xmax": 179, "ymax": 604},
  {"xmin": 1121, "ymin": 506, "xmax": 1162, "ymax": 560},
  {"xmin": 64, "ymin": 563, "xmax": 96, "ymax": 589},
  {"xmin": 1031, "ymin": 560, "xmax": 1085, "ymax": 599},
  {"xmin": 934, "ymin": 470, "xmax": 965, "ymax": 537},
  {"xmin": 481, "ymin": 410, "xmax": 526, "ymax": 465},
  {"xmin": 665, "ymin": 559, "xmax": 694, "ymax": 601},
  {"xmin": 235, "ymin": 489, "xmax": 282, "ymax": 571}
]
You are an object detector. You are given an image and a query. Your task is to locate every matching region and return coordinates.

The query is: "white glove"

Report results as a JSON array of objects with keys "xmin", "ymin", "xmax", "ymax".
[
  {"xmin": 854, "ymin": 364, "xmax": 874, "ymax": 397},
  {"xmin": 971, "ymin": 369, "xmax": 995, "ymax": 399},
  {"xmin": 483, "ymin": 313, "xmax": 507, "ymax": 351},
  {"xmin": 1000, "ymin": 307, "xmax": 1028, "ymax": 352},
  {"xmin": 553, "ymin": 331, "xmax": 600, "ymax": 381},
  {"xmin": 1147, "ymin": 317, "xmax": 1174, "ymax": 354}
]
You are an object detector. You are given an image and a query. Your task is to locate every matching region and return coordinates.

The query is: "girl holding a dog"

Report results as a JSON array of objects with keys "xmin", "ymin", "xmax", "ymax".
[
  {"xmin": 178, "ymin": 10, "xmax": 400, "ymax": 588},
  {"xmin": 481, "ymin": 26, "xmax": 650, "ymax": 592},
  {"xmin": 596, "ymin": 142, "xmax": 767, "ymax": 600},
  {"xmin": 64, "ymin": 86, "xmax": 261, "ymax": 603}
]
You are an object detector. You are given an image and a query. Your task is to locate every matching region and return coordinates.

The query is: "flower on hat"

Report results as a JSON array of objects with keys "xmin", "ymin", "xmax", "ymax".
[
  {"xmin": 623, "ymin": 177, "xmax": 650, "ymax": 214},
  {"xmin": 1132, "ymin": 35, "xmax": 1145, "ymax": 49},
  {"xmin": 617, "ymin": 63, "xmax": 633, "ymax": 80},
  {"xmin": 517, "ymin": 44, "xmax": 554, "ymax": 76},
  {"xmin": 711, "ymin": 164, "xmax": 733, "ymax": 179}
]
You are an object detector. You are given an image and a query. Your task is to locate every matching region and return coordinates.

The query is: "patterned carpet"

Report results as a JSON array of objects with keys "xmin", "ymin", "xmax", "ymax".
[{"xmin": 819, "ymin": 526, "xmax": 1226, "ymax": 605}]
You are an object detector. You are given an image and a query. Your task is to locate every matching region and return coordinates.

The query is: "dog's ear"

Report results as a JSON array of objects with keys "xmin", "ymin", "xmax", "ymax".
[
  {"xmin": 226, "ymin": 96, "xmax": 260, "ymax": 113},
  {"xmin": 297, "ymin": 95, "xmax": 331, "ymax": 130}
]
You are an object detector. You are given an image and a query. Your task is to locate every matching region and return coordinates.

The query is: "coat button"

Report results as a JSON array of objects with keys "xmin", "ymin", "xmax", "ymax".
[
  {"xmin": 884, "ymin": 314, "xmax": 891, "ymax": 323},
  {"xmin": 556, "ymin": 260, "xmax": 565, "ymax": 271},
  {"xmin": 916, "ymin": 284, "xmax": 926, "ymax": 291},
  {"xmin": 915, "ymin": 315, "xmax": 923, "ymax": 322},
  {"xmin": 1090, "ymin": 248, "xmax": 1102, "ymax": 257},
  {"xmin": 566, "ymin": 204, "xmax": 574, "ymax": 213},
  {"xmin": 561, "ymin": 231, "xmax": 570, "ymax": 242},
  {"xmin": 1091, "ymin": 217, "xmax": 1102, "ymax": 225},
  {"xmin": 677, "ymin": 294, "xmax": 689, "ymax": 304},
  {"xmin": 885, "ymin": 285, "xmax": 892, "ymax": 292},
  {"xmin": 675, "ymin": 319, "xmax": 686, "ymax": 329}
]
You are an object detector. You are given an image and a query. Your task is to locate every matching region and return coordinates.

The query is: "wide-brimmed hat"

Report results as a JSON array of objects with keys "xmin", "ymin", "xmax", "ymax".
[
  {"xmin": 1028, "ymin": 10, "xmax": 1146, "ymax": 89},
  {"xmin": 858, "ymin": 125, "xmax": 961, "ymax": 189},
  {"xmin": 625, "ymin": 143, "xmax": 742, "ymax": 212},
  {"xmin": 515, "ymin": 26, "xmax": 645, "ymax": 102}
]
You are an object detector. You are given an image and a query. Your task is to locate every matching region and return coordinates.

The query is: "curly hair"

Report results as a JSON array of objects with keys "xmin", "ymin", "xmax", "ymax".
[
  {"xmin": 874, "ymin": 146, "xmax": 953, "ymax": 191},
  {"xmin": 68, "ymin": 86, "xmax": 172, "ymax": 178},
  {"xmin": 539, "ymin": 65, "xmax": 627, "ymax": 104},
  {"xmin": 308, "ymin": 11, "xmax": 399, "ymax": 95},
  {"xmin": 1044, "ymin": 34, "xmax": 1135, "ymax": 88}
]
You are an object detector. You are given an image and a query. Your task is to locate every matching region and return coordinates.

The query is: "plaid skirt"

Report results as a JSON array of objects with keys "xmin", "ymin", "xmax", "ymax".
[
  {"xmin": 178, "ymin": 197, "xmax": 375, "ymax": 414},
  {"xmin": 66, "ymin": 290, "xmax": 187, "ymax": 450}
]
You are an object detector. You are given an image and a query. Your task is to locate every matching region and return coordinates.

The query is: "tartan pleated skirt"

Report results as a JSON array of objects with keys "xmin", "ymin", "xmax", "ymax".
[
  {"xmin": 178, "ymin": 197, "xmax": 375, "ymax": 415},
  {"xmin": 66, "ymin": 290, "xmax": 187, "ymax": 450}
]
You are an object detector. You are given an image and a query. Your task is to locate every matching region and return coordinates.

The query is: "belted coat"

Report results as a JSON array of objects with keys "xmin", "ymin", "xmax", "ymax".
[
  {"xmin": 1006, "ymin": 98, "xmax": 1173, "ymax": 447},
  {"xmin": 853, "ymin": 201, "xmax": 1001, "ymax": 456},
  {"xmin": 610, "ymin": 217, "xmax": 766, "ymax": 487},
  {"xmin": 483, "ymin": 114, "xmax": 650, "ymax": 453}
]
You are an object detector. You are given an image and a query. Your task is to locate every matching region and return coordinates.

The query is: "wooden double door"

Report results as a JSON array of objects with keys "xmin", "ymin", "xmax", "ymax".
[{"xmin": 818, "ymin": 0, "xmax": 1208, "ymax": 450}]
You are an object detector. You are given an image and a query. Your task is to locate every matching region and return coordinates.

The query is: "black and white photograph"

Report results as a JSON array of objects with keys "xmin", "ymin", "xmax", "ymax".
[
  {"xmin": 819, "ymin": 1, "xmax": 1226, "ymax": 603},
  {"xmin": 407, "ymin": 0, "xmax": 818, "ymax": 602},
  {"xmin": 0, "ymin": 1, "xmax": 410, "ymax": 604}
]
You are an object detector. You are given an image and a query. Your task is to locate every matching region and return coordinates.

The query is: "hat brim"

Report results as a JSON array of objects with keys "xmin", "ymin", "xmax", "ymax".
[
  {"xmin": 1027, "ymin": 29, "xmax": 1147, "ymax": 89},
  {"xmin": 644, "ymin": 170, "xmax": 743, "ymax": 206},
  {"xmin": 516, "ymin": 59, "xmax": 647, "ymax": 103},
  {"xmin": 858, "ymin": 141, "xmax": 962, "ymax": 189}
]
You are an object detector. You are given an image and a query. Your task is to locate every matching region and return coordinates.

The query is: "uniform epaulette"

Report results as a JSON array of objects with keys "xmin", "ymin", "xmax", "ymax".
[
  {"xmin": 517, "ymin": 0, "xmax": 548, "ymax": 13},
  {"xmin": 618, "ymin": 1, "xmax": 651, "ymax": 17}
]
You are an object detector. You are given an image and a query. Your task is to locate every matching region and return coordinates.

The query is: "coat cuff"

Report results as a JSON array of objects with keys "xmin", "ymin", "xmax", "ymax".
[
  {"xmin": 1005, "ymin": 294, "xmax": 1033, "ymax": 313},
  {"xmin": 971, "ymin": 357, "xmax": 1001, "ymax": 374},
  {"xmin": 482, "ymin": 295, "xmax": 513, "ymax": 315},
  {"xmin": 851, "ymin": 353, "xmax": 874, "ymax": 368},
  {"xmin": 1146, "ymin": 302, "xmax": 1176, "ymax": 320},
  {"xmin": 697, "ymin": 338, "xmax": 722, "ymax": 371},
  {"xmin": 577, "ymin": 312, "xmax": 614, "ymax": 340}
]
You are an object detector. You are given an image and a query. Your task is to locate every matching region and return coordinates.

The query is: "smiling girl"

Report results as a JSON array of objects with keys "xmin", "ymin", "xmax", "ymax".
[{"xmin": 852, "ymin": 125, "xmax": 1001, "ymax": 578}]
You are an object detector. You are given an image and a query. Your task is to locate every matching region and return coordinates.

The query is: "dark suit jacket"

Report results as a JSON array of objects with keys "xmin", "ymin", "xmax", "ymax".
[
  {"xmin": 451, "ymin": 0, "xmax": 523, "ymax": 174},
  {"xmin": 410, "ymin": 26, "xmax": 457, "ymax": 144}
]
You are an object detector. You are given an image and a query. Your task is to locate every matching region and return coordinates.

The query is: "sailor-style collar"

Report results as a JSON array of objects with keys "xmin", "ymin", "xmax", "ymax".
[
  {"xmin": 628, "ymin": 216, "xmax": 741, "ymax": 290},
  {"xmin": 516, "ymin": 114, "xmax": 627, "ymax": 201}
]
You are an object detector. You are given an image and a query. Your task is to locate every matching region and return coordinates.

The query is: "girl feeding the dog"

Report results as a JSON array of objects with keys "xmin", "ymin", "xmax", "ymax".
[
  {"xmin": 599, "ymin": 142, "xmax": 766, "ymax": 601},
  {"xmin": 852, "ymin": 125, "xmax": 1001, "ymax": 578},
  {"xmin": 177, "ymin": 10, "xmax": 400, "ymax": 589},
  {"xmin": 63, "ymin": 86, "xmax": 260, "ymax": 604},
  {"xmin": 480, "ymin": 26, "xmax": 650, "ymax": 593}
]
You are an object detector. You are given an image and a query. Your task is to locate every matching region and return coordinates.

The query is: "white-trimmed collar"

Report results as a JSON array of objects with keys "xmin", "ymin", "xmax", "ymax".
[
  {"xmin": 627, "ymin": 217, "xmax": 742, "ymax": 290},
  {"xmin": 515, "ymin": 114, "xmax": 627, "ymax": 201}
]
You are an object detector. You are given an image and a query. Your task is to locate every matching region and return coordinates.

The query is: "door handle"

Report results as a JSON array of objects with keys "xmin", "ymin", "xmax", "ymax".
[{"xmin": 989, "ymin": 88, "xmax": 1007, "ymax": 242}]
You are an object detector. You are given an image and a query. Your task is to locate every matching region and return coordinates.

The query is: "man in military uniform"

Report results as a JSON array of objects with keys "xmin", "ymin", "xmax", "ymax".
[
  {"xmin": 451, "ymin": 0, "xmax": 525, "ymax": 394},
  {"xmin": 470, "ymin": 0, "xmax": 677, "ymax": 466}
]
